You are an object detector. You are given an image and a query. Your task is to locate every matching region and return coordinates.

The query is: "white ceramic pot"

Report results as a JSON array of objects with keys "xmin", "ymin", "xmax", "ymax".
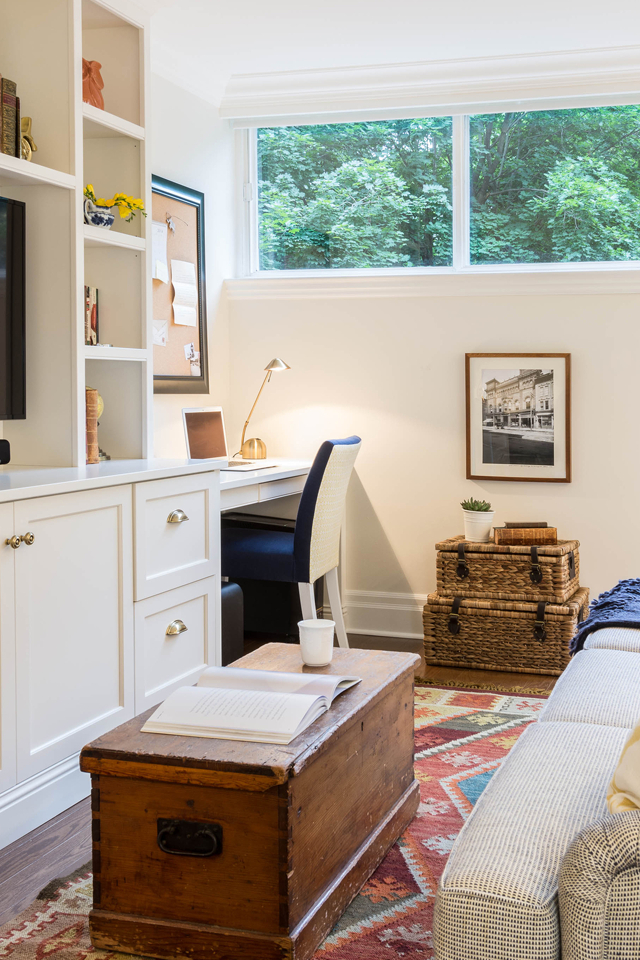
[
  {"xmin": 462, "ymin": 509, "xmax": 495, "ymax": 543},
  {"xmin": 83, "ymin": 198, "xmax": 115, "ymax": 229},
  {"xmin": 298, "ymin": 619, "xmax": 335, "ymax": 666}
]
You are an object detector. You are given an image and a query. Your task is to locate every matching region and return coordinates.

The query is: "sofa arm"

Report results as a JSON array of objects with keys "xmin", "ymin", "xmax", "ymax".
[{"xmin": 559, "ymin": 811, "xmax": 640, "ymax": 960}]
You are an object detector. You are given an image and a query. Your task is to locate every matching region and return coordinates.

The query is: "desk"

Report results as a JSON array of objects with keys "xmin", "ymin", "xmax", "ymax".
[{"xmin": 220, "ymin": 459, "xmax": 311, "ymax": 512}]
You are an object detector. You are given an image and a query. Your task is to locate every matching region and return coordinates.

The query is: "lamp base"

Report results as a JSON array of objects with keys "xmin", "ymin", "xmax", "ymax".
[{"xmin": 241, "ymin": 437, "xmax": 267, "ymax": 459}]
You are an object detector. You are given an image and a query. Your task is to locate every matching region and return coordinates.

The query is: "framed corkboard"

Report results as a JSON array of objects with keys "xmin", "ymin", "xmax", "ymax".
[{"xmin": 152, "ymin": 176, "xmax": 209, "ymax": 394}]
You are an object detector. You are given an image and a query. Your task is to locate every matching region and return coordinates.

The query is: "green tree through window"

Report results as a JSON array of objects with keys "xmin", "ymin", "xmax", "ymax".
[
  {"xmin": 257, "ymin": 119, "xmax": 453, "ymax": 269},
  {"xmin": 470, "ymin": 106, "xmax": 640, "ymax": 263}
]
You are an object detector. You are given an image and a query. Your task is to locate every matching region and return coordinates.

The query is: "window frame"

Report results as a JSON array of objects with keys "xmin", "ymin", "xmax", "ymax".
[{"xmin": 238, "ymin": 101, "xmax": 640, "ymax": 278}]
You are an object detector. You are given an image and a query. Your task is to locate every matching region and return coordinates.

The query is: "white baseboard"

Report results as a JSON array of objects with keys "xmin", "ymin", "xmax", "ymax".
[
  {"xmin": 0, "ymin": 753, "xmax": 90, "ymax": 851},
  {"xmin": 337, "ymin": 590, "xmax": 428, "ymax": 640}
]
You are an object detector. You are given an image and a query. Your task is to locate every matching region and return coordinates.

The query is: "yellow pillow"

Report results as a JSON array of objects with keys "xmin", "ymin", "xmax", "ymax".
[{"xmin": 608, "ymin": 722, "xmax": 640, "ymax": 813}]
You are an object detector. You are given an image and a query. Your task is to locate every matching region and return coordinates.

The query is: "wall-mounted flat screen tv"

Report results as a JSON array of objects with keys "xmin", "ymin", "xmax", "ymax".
[{"xmin": 0, "ymin": 196, "xmax": 25, "ymax": 420}]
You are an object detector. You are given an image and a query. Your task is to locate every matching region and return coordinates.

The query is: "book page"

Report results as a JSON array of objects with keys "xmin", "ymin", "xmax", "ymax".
[
  {"xmin": 197, "ymin": 665, "xmax": 360, "ymax": 702},
  {"xmin": 143, "ymin": 684, "xmax": 325, "ymax": 737}
]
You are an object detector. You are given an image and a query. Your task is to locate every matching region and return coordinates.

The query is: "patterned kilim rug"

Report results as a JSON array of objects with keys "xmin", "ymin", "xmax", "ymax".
[{"xmin": 0, "ymin": 686, "xmax": 547, "ymax": 960}]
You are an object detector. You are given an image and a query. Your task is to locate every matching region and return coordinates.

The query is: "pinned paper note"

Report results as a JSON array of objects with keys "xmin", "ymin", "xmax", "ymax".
[
  {"xmin": 153, "ymin": 319, "xmax": 168, "ymax": 347},
  {"xmin": 171, "ymin": 259, "xmax": 197, "ymax": 326},
  {"xmin": 184, "ymin": 342, "xmax": 201, "ymax": 376},
  {"xmin": 152, "ymin": 221, "xmax": 169, "ymax": 282}
]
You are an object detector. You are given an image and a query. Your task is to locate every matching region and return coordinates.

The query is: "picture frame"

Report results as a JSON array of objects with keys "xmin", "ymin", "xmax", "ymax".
[
  {"xmin": 152, "ymin": 175, "xmax": 209, "ymax": 394},
  {"xmin": 465, "ymin": 353, "xmax": 571, "ymax": 483}
]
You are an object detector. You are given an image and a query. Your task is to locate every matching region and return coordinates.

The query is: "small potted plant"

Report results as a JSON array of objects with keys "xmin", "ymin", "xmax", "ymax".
[
  {"xmin": 83, "ymin": 184, "xmax": 147, "ymax": 228},
  {"xmin": 461, "ymin": 497, "xmax": 495, "ymax": 542}
]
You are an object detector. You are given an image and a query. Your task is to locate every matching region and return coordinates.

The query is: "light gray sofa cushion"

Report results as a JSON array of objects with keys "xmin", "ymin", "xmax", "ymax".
[
  {"xmin": 434, "ymin": 721, "xmax": 629, "ymax": 960},
  {"xmin": 538, "ymin": 649, "xmax": 640, "ymax": 729},
  {"xmin": 584, "ymin": 627, "xmax": 640, "ymax": 654}
]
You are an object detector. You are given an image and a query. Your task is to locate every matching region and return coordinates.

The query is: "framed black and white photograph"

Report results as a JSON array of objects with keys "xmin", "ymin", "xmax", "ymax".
[{"xmin": 466, "ymin": 354, "xmax": 571, "ymax": 483}]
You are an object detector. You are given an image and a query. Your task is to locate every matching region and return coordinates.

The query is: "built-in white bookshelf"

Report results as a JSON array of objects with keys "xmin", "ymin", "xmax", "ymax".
[{"xmin": 0, "ymin": 0, "xmax": 152, "ymax": 466}]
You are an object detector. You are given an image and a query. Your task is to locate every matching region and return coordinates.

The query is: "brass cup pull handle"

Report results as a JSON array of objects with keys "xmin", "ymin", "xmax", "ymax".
[
  {"xmin": 166, "ymin": 619, "xmax": 188, "ymax": 636},
  {"xmin": 167, "ymin": 509, "xmax": 189, "ymax": 523},
  {"xmin": 5, "ymin": 536, "xmax": 21, "ymax": 549},
  {"xmin": 21, "ymin": 532, "xmax": 35, "ymax": 546}
]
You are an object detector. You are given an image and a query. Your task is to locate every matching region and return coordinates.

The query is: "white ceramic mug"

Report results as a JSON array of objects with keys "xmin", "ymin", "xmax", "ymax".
[{"xmin": 298, "ymin": 619, "xmax": 335, "ymax": 666}]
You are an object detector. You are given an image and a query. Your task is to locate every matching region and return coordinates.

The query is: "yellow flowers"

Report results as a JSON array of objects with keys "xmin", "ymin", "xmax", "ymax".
[{"xmin": 84, "ymin": 184, "xmax": 147, "ymax": 222}]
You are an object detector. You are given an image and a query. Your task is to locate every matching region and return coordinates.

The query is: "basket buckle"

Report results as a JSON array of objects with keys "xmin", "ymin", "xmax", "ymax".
[
  {"xmin": 534, "ymin": 601, "xmax": 547, "ymax": 642},
  {"xmin": 456, "ymin": 543, "xmax": 469, "ymax": 580},
  {"xmin": 530, "ymin": 546, "xmax": 543, "ymax": 584},
  {"xmin": 568, "ymin": 550, "xmax": 576, "ymax": 580},
  {"xmin": 448, "ymin": 597, "xmax": 462, "ymax": 635}
]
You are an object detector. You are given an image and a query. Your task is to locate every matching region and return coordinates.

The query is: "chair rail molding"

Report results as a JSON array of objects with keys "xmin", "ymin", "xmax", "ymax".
[{"xmin": 221, "ymin": 44, "xmax": 640, "ymax": 124}]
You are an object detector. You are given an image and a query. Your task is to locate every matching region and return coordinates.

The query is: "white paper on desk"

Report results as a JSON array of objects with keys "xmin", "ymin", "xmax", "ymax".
[
  {"xmin": 152, "ymin": 222, "xmax": 168, "ymax": 281},
  {"xmin": 153, "ymin": 319, "xmax": 168, "ymax": 346},
  {"xmin": 171, "ymin": 259, "xmax": 198, "ymax": 327}
]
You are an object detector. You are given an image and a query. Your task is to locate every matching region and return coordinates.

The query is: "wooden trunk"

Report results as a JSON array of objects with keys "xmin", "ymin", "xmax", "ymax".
[{"xmin": 79, "ymin": 644, "xmax": 419, "ymax": 960}]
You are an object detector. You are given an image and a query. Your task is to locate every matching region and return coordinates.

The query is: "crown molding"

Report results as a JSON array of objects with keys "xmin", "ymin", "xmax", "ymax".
[
  {"xmin": 225, "ymin": 268, "xmax": 640, "ymax": 301},
  {"xmin": 220, "ymin": 45, "xmax": 640, "ymax": 123}
]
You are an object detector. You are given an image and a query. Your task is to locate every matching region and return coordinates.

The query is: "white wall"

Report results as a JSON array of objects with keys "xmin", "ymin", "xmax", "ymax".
[
  {"xmin": 150, "ymin": 74, "xmax": 234, "ymax": 457},
  {"xmin": 225, "ymin": 287, "xmax": 640, "ymax": 636}
]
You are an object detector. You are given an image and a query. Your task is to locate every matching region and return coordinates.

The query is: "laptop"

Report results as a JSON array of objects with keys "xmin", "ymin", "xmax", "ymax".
[{"xmin": 182, "ymin": 407, "xmax": 278, "ymax": 471}]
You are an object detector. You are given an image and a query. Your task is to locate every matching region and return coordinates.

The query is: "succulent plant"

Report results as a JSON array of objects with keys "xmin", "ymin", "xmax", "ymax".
[{"xmin": 461, "ymin": 497, "xmax": 492, "ymax": 512}]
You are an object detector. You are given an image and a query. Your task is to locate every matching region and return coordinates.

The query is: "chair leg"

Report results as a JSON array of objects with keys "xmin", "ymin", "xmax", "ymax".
[
  {"xmin": 325, "ymin": 566, "xmax": 349, "ymax": 648},
  {"xmin": 298, "ymin": 582, "xmax": 317, "ymax": 621}
]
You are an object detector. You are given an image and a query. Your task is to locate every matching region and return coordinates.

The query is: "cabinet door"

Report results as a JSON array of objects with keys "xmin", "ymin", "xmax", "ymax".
[
  {"xmin": 0, "ymin": 503, "xmax": 16, "ymax": 794},
  {"xmin": 134, "ymin": 472, "xmax": 220, "ymax": 600},
  {"xmin": 15, "ymin": 486, "xmax": 134, "ymax": 781},
  {"xmin": 134, "ymin": 576, "xmax": 217, "ymax": 713}
]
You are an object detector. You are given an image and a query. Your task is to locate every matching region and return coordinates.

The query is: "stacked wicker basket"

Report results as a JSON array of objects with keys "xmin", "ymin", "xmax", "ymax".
[{"xmin": 423, "ymin": 535, "xmax": 589, "ymax": 676}]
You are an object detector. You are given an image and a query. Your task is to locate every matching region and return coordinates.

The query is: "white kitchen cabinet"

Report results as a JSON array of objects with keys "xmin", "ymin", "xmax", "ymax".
[
  {"xmin": 13, "ymin": 486, "xmax": 134, "ymax": 781},
  {"xmin": 0, "ymin": 503, "xmax": 16, "ymax": 795},
  {"xmin": 134, "ymin": 576, "xmax": 217, "ymax": 712}
]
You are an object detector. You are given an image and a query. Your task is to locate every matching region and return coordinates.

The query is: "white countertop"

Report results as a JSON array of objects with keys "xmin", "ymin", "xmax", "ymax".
[
  {"xmin": 0, "ymin": 458, "xmax": 229, "ymax": 503},
  {"xmin": 219, "ymin": 459, "xmax": 311, "ymax": 489}
]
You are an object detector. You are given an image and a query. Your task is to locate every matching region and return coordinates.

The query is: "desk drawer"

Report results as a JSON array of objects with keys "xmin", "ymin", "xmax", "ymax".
[
  {"xmin": 134, "ymin": 578, "xmax": 216, "ymax": 712},
  {"xmin": 134, "ymin": 473, "xmax": 218, "ymax": 600},
  {"xmin": 258, "ymin": 475, "xmax": 306, "ymax": 502},
  {"xmin": 220, "ymin": 483, "xmax": 260, "ymax": 512}
]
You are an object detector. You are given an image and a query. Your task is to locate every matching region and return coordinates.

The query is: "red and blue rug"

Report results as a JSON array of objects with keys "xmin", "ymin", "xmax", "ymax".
[{"xmin": 0, "ymin": 686, "xmax": 547, "ymax": 960}]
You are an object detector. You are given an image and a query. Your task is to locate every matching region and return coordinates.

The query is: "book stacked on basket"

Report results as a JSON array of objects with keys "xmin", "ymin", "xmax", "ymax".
[{"xmin": 423, "ymin": 530, "xmax": 589, "ymax": 676}]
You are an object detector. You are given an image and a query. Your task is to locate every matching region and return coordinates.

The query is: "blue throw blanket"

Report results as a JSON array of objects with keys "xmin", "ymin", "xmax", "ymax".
[{"xmin": 571, "ymin": 578, "xmax": 640, "ymax": 654}]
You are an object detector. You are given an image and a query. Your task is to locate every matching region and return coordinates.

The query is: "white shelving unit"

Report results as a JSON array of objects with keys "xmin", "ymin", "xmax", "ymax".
[{"xmin": 0, "ymin": 0, "xmax": 152, "ymax": 467}]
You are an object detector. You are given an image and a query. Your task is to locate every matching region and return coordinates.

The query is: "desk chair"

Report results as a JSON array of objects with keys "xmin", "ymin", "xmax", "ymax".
[{"xmin": 221, "ymin": 436, "xmax": 361, "ymax": 648}]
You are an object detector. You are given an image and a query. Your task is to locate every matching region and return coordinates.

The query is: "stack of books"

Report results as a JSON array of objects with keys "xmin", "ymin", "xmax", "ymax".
[
  {"xmin": 493, "ymin": 521, "xmax": 558, "ymax": 546},
  {"xmin": 0, "ymin": 75, "xmax": 21, "ymax": 158}
]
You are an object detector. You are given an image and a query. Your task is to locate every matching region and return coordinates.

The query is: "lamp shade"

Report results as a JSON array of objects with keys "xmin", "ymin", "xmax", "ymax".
[{"xmin": 265, "ymin": 357, "xmax": 290, "ymax": 372}]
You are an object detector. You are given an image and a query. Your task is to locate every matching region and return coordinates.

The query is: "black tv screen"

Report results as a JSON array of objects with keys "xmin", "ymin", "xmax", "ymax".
[{"xmin": 0, "ymin": 196, "xmax": 25, "ymax": 420}]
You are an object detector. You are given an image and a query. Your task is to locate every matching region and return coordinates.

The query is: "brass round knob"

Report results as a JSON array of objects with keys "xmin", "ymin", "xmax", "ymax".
[
  {"xmin": 20, "ymin": 532, "xmax": 35, "ymax": 546},
  {"xmin": 166, "ymin": 620, "xmax": 188, "ymax": 636},
  {"xmin": 5, "ymin": 536, "xmax": 20, "ymax": 549}
]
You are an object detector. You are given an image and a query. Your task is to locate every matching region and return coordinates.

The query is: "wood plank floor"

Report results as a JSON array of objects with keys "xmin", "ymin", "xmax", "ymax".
[{"xmin": 0, "ymin": 633, "xmax": 556, "ymax": 924}]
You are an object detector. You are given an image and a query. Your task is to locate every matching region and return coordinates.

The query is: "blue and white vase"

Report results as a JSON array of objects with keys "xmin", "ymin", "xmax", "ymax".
[{"xmin": 83, "ymin": 198, "xmax": 115, "ymax": 229}]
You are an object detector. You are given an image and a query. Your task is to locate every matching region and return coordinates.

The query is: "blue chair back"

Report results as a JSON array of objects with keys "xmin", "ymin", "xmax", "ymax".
[{"xmin": 293, "ymin": 436, "xmax": 361, "ymax": 584}]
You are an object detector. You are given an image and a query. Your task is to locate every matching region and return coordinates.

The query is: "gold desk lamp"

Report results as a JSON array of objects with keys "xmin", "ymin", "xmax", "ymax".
[{"xmin": 238, "ymin": 358, "xmax": 290, "ymax": 459}]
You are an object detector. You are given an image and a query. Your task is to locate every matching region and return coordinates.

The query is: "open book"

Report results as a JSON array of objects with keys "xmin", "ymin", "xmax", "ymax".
[{"xmin": 141, "ymin": 666, "xmax": 362, "ymax": 745}]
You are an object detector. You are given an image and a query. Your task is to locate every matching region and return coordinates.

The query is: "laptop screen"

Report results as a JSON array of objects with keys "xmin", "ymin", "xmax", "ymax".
[{"xmin": 184, "ymin": 410, "xmax": 227, "ymax": 459}]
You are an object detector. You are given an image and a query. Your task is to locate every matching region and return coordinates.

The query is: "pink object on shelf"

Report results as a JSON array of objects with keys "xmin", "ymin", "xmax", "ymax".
[{"xmin": 82, "ymin": 58, "xmax": 104, "ymax": 110}]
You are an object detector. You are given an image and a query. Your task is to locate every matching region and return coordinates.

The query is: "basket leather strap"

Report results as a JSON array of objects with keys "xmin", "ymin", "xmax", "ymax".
[
  {"xmin": 448, "ymin": 597, "xmax": 462, "ymax": 635},
  {"xmin": 568, "ymin": 550, "xmax": 576, "ymax": 580},
  {"xmin": 534, "ymin": 600, "xmax": 547, "ymax": 642},
  {"xmin": 530, "ymin": 546, "xmax": 543, "ymax": 584},
  {"xmin": 456, "ymin": 543, "xmax": 470, "ymax": 580}
]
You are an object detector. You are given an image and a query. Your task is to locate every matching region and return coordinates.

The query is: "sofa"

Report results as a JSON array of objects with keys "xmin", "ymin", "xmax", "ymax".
[{"xmin": 433, "ymin": 627, "xmax": 640, "ymax": 959}]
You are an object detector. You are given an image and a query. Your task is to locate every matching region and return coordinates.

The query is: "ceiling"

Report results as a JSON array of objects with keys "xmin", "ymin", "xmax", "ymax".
[{"xmin": 138, "ymin": 0, "xmax": 640, "ymax": 106}]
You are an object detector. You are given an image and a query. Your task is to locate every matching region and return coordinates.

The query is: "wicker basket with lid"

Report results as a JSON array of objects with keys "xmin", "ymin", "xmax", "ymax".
[{"xmin": 436, "ymin": 535, "xmax": 580, "ymax": 604}]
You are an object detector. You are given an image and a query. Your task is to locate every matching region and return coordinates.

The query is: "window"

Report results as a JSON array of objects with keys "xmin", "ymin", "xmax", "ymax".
[
  {"xmin": 470, "ymin": 106, "xmax": 640, "ymax": 265},
  {"xmin": 247, "ymin": 105, "xmax": 640, "ymax": 273},
  {"xmin": 256, "ymin": 119, "xmax": 452, "ymax": 270}
]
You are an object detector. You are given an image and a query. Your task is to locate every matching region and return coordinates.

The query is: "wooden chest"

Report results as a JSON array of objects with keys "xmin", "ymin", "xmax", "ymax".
[
  {"xmin": 79, "ymin": 644, "xmax": 419, "ymax": 960},
  {"xmin": 424, "ymin": 587, "xmax": 590, "ymax": 676},
  {"xmin": 436, "ymin": 535, "xmax": 580, "ymax": 603}
]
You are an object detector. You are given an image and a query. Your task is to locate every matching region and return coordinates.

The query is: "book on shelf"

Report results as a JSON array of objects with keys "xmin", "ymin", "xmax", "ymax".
[
  {"xmin": 141, "ymin": 665, "xmax": 362, "ymax": 745},
  {"xmin": 1, "ymin": 78, "xmax": 17, "ymax": 157},
  {"xmin": 85, "ymin": 387, "xmax": 99, "ymax": 464},
  {"xmin": 84, "ymin": 286, "xmax": 99, "ymax": 345},
  {"xmin": 15, "ymin": 96, "xmax": 20, "ymax": 158}
]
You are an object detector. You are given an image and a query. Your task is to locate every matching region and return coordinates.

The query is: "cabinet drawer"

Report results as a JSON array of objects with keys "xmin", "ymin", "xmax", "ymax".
[
  {"xmin": 134, "ymin": 578, "xmax": 217, "ymax": 713},
  {"xmin": 258, "ymin": 475, "xmax": 306, "ymax": 502},
  {"xmin": 134, "ymin": 473, "xmax": 219, "ymax": 600},
  {"xmin": 220, "ymin": 483, "xmax": 260, "ymax": 511}
]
